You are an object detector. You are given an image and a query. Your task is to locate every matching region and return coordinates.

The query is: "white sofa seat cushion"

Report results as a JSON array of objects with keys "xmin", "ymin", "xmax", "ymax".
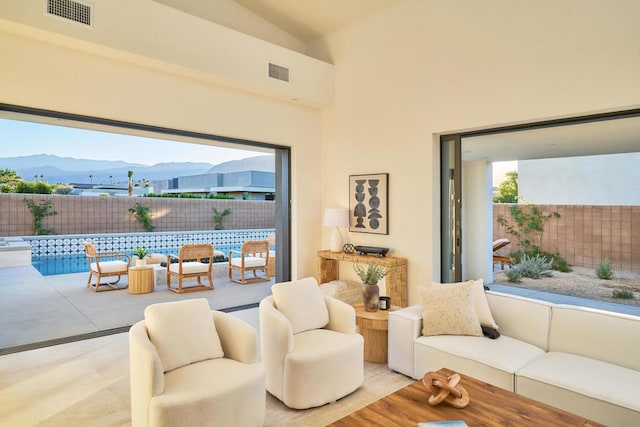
[
  {"xmin": 284, "ymin": 328, "xmax": 364, "ymax": 409},
  {"xmin": 414, "ymin": 334, "xmax": 545, "ymax": 391},
  {"xmin": 91, "ymin": 260, "xmax": 128, "ymax": 273},
  {"xmin": 230, "ymin": 256, "xmax": 266, "ymax": 268},
  {"xmin": 168, "ymin": 262, "xmax": 210, "ymax": 274},
  {"xmin": 150, "ymin": 357, "xmax": 265, "ymax": 427},
  {"xmin": 517, "ymin": 352, "xmax": 640, "ymax": 419}
]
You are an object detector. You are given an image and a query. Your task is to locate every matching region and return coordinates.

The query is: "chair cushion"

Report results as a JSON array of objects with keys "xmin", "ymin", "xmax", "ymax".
[
  {"xmin": 144, "ymin": 299, "xmax": 224, "ymax": 372},
  {"xmin": 147, "ymin": 253, "xmax": 167, "ymax": 264},
  {"xmin": 90, "ymin": 260, "xmax": 128, "ymax": 274},
  {"xmin": 230, "ymin": 256, "xmax": 266, "ymax": 268},
  {"xmin": 151, "ymin": 357, "xmax": 265, "ymax": 426},
  {"xmin": 168, "ymin": 261, "xmax": 210, "ymax": 274},
  {"xmin": 420, "ymin": 281, "xmax": 483, "ymax": 337},
  {"xmin": 272, "ymin": 277, "xmax": 329, "ymax": 334}
]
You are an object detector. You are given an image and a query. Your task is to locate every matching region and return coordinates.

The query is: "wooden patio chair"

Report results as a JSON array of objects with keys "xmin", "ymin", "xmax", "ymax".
[
  {"xmin": 83, "ymin": 242, "xmax": 130, "ymax": 292},
  {"xmin": 166, "ymin": 243, "xmax": 214, "ymax": 294},
  {"xmin": 228, "ymin": 240, "xmax": 271, "ymax": 285},
  {"xmin": 492, "ymin": 238, "xmax": 513, "ymax": 270}
]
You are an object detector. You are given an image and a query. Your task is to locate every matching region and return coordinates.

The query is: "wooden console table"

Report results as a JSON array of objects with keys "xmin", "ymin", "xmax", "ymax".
[{"xmin": 317, "ymin": 250, "xmax": 407, "ymax": 307}]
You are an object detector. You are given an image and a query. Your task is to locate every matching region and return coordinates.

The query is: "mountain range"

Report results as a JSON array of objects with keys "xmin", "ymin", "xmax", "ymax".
[{"xmin": 0, "ymin": 154, "xmax": 275, "ymax": 186}]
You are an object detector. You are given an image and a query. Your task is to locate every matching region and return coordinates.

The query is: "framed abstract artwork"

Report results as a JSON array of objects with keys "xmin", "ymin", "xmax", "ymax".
[{"xmin": 349, "ymin": 173, "xmax": 388, "ymax": 234}]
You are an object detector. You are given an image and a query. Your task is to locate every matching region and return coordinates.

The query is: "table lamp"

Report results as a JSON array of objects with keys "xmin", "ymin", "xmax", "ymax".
[{"xmin": 324, "ymin": 208, "xmax": 350, "ymax": 252}]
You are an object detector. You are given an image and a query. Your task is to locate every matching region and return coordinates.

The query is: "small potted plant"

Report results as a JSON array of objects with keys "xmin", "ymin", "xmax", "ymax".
[
  {"xmin": 354, "ymin": 263, "xmax": 387, "ymax": 312},
  {"xmin": 133, "ymin": 247, "xmax": 150, "ymax": 267}
]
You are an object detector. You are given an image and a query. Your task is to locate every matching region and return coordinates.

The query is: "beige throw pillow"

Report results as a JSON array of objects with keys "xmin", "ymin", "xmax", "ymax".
[
  {"xmin": 272, "ymin": 277, "xmax": 329, "ymax": 334},
  {"xmin": 425, "ymin": 279, "xmax": 499, "ymax": 330},
  {"xmin": 145, "ymin": 298, "xmax": 224, "ymax": 373},
  {"xmin": 421, "ymin": 281, "xmax": 483, "ymax": 337}
]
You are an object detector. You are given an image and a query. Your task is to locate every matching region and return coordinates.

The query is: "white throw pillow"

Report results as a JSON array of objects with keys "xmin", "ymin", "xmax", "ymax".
[
  {"xmin": 272, "ymin": 277, "xmax": 329, "ymax": 334},
  {"xmin": 144, "ymin": 298, "xmax": 224, "ymax": 372},
  {"xmin": 426, "ymin": 279, "xmax": 499, "ymax": 330},
  {"xmin": 420, "ymin": 281, "xmax": 483, "ymax": 337}
]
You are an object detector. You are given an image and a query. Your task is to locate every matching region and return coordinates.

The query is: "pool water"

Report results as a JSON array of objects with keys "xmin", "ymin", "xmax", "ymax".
[{"xmin": 32, "ymin": 244, "xmax": 251, "ymax": 276}]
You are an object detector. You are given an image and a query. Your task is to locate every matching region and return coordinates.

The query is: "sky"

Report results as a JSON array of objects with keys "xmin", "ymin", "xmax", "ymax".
[
  {"xmin": 492, "ymin": 160, "xmax": 517, "ymax": 186},
  {"xmin": 0, "ymin": 118, "xmax": 262, "ymax": 165}
]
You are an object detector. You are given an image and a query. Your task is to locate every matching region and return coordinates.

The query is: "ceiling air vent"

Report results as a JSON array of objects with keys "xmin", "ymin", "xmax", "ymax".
[
  {"xmin": 268, "ymin": 63, "xmax": 289, "ymax": 83},
  {"xmin": 46, "ymin": 0, "xmax": 92, "ymax": 27}
]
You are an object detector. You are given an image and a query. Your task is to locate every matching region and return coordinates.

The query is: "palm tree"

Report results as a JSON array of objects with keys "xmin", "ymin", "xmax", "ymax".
[
  {"xmin": 109, "ymin": 175, "xmax": 113, "ymax": 184},
  {"xmin": 89, "ymin": 174, "xmax": 94, "ymax": 184},
  {"xmin": 127, "ymin": 170, "xmax": 134, "ymax": 196}
]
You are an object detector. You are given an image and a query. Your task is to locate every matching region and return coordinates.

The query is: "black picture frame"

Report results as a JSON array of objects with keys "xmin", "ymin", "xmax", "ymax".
[{"xmin": 349, "ymin": 173, "xmax": 388, "ymax": 235}]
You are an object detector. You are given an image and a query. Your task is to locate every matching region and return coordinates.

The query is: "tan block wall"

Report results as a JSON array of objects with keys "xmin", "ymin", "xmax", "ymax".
[
  {"xmin": 493, "ymin": 204, "xmax": 640, "ymax": 273},
  {"xmin": 0, "ymin": 194, "xmax": 274, "ymax": 236}
]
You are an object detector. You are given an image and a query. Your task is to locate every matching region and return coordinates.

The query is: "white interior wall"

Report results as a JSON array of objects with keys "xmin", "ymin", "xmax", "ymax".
[
  {"xmin": 0, "ymin": 0, "xmax": 333, "ymax": 107},
  {"xmin": 0, "ymin": 18, "xmax": 324, "ymax": 279},
  {"xmin": 153, "ymin": 0, "xmax": 307, "ymax": 54},
  {"xmin": 461, "ymin": 161, "xmax": 493, "ymax": 283},
  {"xmin": 310, "ymin": 0, "xmax": 640, "ymax": 304}
]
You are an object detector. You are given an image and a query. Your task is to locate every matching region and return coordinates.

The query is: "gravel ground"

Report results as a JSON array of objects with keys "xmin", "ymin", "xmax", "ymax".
[{"xmin": 494, "ymin": 266, "xmax": 640, "ymax": 307}]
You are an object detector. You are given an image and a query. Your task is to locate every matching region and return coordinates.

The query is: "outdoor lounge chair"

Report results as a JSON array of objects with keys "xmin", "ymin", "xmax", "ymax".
[
  {"xmin": 166, "ymin": 243, "xmax": 214, "ymax": 293},
  {"xmin": 493, "ymin": 238, "xmax": 512, "ymax": 270},
  {"xmin": 83, "ymin": 242, "xmax": 130, "ymax": 292},
  {"xmin": 228, "ymin": 240, "xmax": 271, "ymax": 285}
]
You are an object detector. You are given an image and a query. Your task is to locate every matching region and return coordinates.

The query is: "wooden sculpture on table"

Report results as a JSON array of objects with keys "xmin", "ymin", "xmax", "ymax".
[{"xmin": 422, "ymin": 371, "xmax": 470, "ymax": 408}]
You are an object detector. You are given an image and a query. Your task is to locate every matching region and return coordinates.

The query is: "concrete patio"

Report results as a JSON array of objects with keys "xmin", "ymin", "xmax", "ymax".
[{"xmin": 0, "ymin": 264, "xmax": 274, "ymax": 353}]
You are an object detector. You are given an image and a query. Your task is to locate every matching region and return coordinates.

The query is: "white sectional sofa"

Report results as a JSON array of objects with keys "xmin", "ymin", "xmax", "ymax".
[{"xmin": 388, "ymin": 291, "xmax": 640, "ymax": 427}]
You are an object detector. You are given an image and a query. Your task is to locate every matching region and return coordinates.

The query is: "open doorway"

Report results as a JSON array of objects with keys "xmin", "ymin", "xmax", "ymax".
[{"xmin": 0, "ymin": 104, "xmax": 291, "ymax": 353}]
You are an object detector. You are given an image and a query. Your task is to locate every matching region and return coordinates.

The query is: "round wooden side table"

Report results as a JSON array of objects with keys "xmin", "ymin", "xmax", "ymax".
[
  {"xmin": 353, "ymin": 303, "xmax": 398, "ymax": 364},
  {"xmin": 128, "ymin": 266, "xmax": 154, "ymax": 294}
]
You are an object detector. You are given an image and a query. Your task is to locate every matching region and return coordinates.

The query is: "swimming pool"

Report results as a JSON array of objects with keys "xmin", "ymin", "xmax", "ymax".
[{"xmin": 25, "ymin": 229, "xmax": 275, "ymax": 276}]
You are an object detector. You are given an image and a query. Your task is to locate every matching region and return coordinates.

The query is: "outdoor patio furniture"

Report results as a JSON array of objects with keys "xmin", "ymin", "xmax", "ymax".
[
  {"xmin": 166, "ymin": 243, "xmax": 214, "ymax": 294},
  {"xmin": 83, "ymin": 242, "xmax": 130, "ymax": 292},
  {"xmin": 228, "ymin": 240, "xmax": 271, "ymax": 285},
  {"xmin": 493, "ymin": 238, "xmax": 512, "ymax": 270}
]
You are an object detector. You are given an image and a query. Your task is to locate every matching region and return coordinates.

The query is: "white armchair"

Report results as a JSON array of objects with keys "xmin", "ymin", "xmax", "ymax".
[
  {"xmin": 129, "ymin": 299, "xmax": 265, "ymax": 427},
  {"xmin": 259, "ymin": 277, "xmax": 364, "ymax": 409}
]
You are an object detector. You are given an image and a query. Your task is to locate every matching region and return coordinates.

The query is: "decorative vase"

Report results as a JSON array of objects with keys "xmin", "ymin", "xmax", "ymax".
[
  {"xmin": 135, "ymin": 258, "xmax": 146, "ymax": 268},
  {"xmin": 362, "ymin": 283, "xmax": 380, "ymax": 312}
]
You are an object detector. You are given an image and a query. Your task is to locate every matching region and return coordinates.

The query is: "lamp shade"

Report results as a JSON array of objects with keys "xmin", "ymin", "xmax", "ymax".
[{"xmin": 324, "ymin": 208, "xmax": 350, "ymax": 228}]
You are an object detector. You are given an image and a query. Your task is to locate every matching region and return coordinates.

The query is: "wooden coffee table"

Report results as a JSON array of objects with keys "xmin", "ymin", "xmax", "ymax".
[{"xmin": 329, "ymin": 368, "xmax": 604, "ymax": 426}]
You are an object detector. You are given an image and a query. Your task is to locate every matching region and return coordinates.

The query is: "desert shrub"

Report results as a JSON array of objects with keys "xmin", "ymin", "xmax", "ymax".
[
  {"xmin": 612, "ymin": 289, "xmax": 633, "ymax": 299},
  {"xmin": 504, "ymin": 268, "xmax": 523, "ymax": 283},
  {"xmin": 517, "ymin": 253, "xmax": 553, "ymax": 279},
  {"xmin": 596, "ymin": 259, "xmax": 613, "ymax": 280},
  {"xmin": 544, "ymin": 252, "xmax": 572, "ymax": 272}
]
